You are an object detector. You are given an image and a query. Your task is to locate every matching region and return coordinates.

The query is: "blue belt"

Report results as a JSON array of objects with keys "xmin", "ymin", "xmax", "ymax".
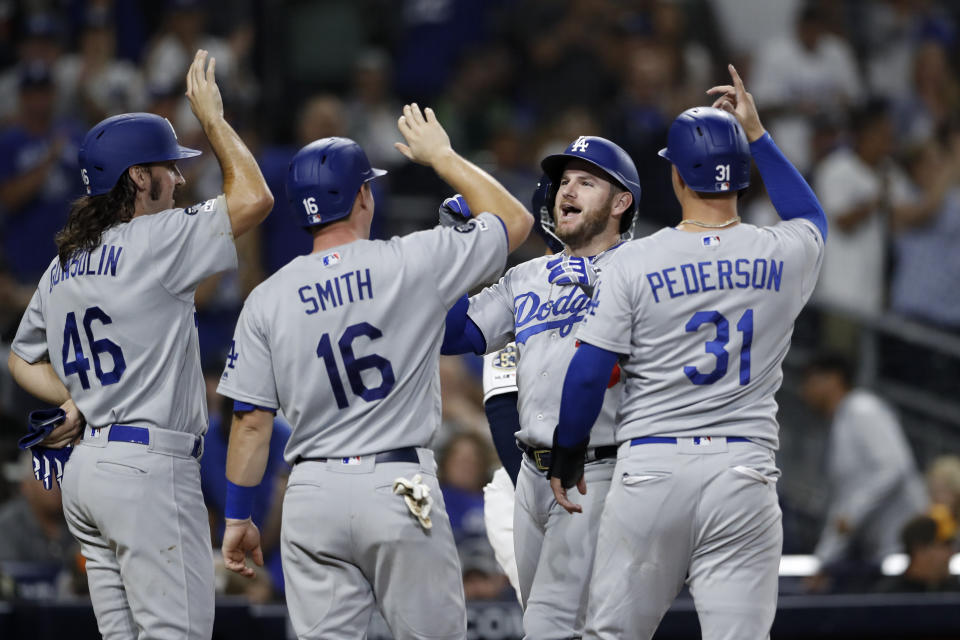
[
  {"xmin": 90, "ymin": 424, "xmax": 203, "ymax": 459},
  {"xmin": 631, "ymin": 436, "xmax": 750, "ymax": 446},
  {"xmin": 295, "ymin": 446, "xmax": 420, "ymax": 466}
]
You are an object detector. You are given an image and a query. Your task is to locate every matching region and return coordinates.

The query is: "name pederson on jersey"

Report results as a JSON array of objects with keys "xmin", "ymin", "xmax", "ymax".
[
  {"xmin": 467, "ymin": 246, "xmax": 625, "ymax": 449},
  {"xmin": 577, "ymin": 220, "xmax": 824, "ymax": 450},
  {"xmin": 217, "ymin": 213, "xmax": 508, "ymax": 465},
  {"xmin": 12, "ymin": 196, "xmax": 238, "ymax": 436}
]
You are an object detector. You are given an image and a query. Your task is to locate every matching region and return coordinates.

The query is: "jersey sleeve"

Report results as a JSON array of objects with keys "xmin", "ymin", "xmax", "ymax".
[
  {"xmin": 402, "ymin": 211, "xmax": 509, "ymax": 309},
  {"xmin": 216, "ymin": 294, "xmax": 279, "ymax": 409},
  {"xmin": 11, "ymin": 287, "xmax": 48, "ymax": 363},
  {"xmin": 467, "ymin": 268, "xmax": 517, "ymax": 352},
  {"xmin": 767, "ymin": 218, "xmax": 825, "ymax": 302},
  {"xmin": 482, "ymin": 344, "xmax": 518, "ymax": 403},
  {"xmin": 575, "ymin": 248, "xmax": 636, "ymax": 354},
  {"xmin": 147, "ymin": 195, "xmax": 239, "ymax": 298}
]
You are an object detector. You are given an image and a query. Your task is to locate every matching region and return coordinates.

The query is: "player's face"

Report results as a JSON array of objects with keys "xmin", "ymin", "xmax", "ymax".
[
  {"xmin": 553, "ymin": 161, "xmax": 619, "ymax": 247},
  {"xmin": 146, "ymin": 161, "xmax": 185, "ymax": 210}
]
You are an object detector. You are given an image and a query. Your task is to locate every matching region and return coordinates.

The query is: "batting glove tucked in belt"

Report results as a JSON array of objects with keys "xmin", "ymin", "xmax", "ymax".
[
  {"xmin": 546, "ymin": 255, "xmax": 599, "ymax": 297},
  {"xmin": 393, "ymin": 474, "xmax": 434, "ymax": 530},
  {"xmin": 18, "ymin": 408, "xmax": 73, "ymax": 491}
]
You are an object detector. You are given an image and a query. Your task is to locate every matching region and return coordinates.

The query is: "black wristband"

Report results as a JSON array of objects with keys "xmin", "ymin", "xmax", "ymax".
[{"xmin": 547, "ymin": 427, "xmax": 588, "ymax": 489}]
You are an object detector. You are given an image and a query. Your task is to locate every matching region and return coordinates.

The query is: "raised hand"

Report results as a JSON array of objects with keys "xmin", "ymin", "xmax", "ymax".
[
  {"xmin": 185, "ymin": 49, "xmax": 224, "ymax": 127},
  {"xmin": 706, "ymin": 64, "xmax": 766, "ymax": 142},
  {"xmin": 394, "ymin": 103, "xmax": 453, "ymax": 167}
]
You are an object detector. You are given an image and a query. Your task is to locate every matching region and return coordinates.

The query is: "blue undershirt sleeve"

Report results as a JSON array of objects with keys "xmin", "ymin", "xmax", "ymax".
[
  {"xmin": 484, "ymin": 392, "xmax": 522, "ymax": 485},
  {"xmin": 750, "ymin": 132, "xmax": 828, "ymax": 242},
  {"xmin": 441, "ymin": 294, "xmax": 487, "ymax": 355},
  {"xmin": 556, "ymin": 342, "xmax": 620, "ymax": 447}
]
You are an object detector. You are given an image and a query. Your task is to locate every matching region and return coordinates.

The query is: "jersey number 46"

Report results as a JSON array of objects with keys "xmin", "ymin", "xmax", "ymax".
[{"xmin": 62, "ymin": 306, "xmax": 126, "ymax": 389}]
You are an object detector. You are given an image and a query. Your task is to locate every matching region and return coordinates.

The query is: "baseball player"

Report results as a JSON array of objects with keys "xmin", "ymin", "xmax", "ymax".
[
  {"xmin": 549, "ymin": 65, "xmax": 828, "ymax": 639},
  {"xmin": 216, "ymin": 104, "xmax": 532, "ymax": 639},
  {"xmin": 7, "ymin": 50, "xmax": 273, "ymax": 639},
  {"xmin": 441, "ymin": 138, "xmax": 641, "ymax": 638}
]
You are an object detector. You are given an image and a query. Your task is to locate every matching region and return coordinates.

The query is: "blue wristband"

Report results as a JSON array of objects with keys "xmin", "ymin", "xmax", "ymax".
[{"xmin": 225, "ymin": 480, "xmax": 258, "ymax": 520}]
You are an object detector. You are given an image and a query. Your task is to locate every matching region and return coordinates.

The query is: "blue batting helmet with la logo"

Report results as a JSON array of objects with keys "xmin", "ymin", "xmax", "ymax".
[
  {"xmin": 659, "ymin": 107, "xmax": 751, "ymax": 193},
  {"xmin": 540, "ymin": 136, "xmax": 642, "ymax": 235}
]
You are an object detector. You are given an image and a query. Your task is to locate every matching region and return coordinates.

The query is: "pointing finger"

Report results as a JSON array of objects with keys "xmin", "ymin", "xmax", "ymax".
[{"xmin": 729, "ymin": 64, "xmax": 746, "ymax": 97}]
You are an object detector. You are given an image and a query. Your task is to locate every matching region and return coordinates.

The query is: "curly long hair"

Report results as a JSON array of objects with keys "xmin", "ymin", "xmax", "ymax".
[{"xmin": 55, "ymin": 172, "xmax": 138, "ymax": 269}]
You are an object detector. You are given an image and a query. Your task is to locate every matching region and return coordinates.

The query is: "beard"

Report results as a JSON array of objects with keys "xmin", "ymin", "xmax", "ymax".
[{"xmin": 554, "ymin": 199, "xmax": 615, "ymax": 249}]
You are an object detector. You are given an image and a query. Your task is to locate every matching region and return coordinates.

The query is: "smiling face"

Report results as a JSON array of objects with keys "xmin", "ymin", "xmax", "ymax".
[
  {"xmin": 130, "ymin": 160, "xmax": 185, "ymax": 216},
  {"xmin": 553, "ymin": 159, "xmax": 628, "ymax": 250}
]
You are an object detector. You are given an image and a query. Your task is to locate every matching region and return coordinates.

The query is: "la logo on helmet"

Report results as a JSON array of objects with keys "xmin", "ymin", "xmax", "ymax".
[{"xmin": 571, "ymin": 136, "xmax": 590, "ymax": 153}]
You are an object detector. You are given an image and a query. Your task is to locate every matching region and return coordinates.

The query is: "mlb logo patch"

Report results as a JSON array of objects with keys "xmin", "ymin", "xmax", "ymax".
[
  {"xmin": 308, "ymin": 213, "xmax": 323, "ymax": 225},
  {"xmin": 693, "ymin": 436, "xmax": 712, "ymax": 445},
  {"xmin": 717, "ymin": 181, "xmax": 730, "ymax": 191},
  {"xmin": 702, "ymin": 236, "xmax": 721, "ymax": 247},
  {"xmin": 341, "ymin": 456, "xmax": 363, "ymax": 465},
  {"xmin": 89, "ymin": 427, "xmax": 101, "ymax": 438},
  {"xmin": 321, "ymin": 252, "xmax": 342, "ymax": 267}
]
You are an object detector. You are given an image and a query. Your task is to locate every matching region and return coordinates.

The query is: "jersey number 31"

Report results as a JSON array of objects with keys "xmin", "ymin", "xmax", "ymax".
[{"xmin": 684, "ymin": 309, "xmax": 753, "ymax": 385}]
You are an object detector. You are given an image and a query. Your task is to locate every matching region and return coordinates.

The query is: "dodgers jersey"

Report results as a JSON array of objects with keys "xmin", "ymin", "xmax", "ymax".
[
  {"xmin": 468, "ymin": 248, "xmax": 623, "ymax": 449},
  {"xmin": 578, "ymin": 220, "xmax": 824, "ymax": 449},
  {"xmin": 12, "ymin": 196, "xmax": 237, "ymax": 436},
  {"xmin": 217, "ymin": 213, "xmax": 508, "ymax": 464}
]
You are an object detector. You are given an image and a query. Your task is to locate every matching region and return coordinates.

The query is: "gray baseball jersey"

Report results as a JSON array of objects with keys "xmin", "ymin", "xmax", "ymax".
[
  {"xmin": 578, "ymin": 220, "xmax": 825, "ymax": 450},
  {"xmin": 468, "ymin": 249, "xmax": 623, "ymax": 449},
  {"xmin": 12, "ymin": 196, "xmax": 237, "ymax": 640},
  {"xmin": 218, "ymin": 213, "xmax": 508, "ymax": 640},
  {"xmin": 13, "ymin": 195, "xmax": 235, "ymax": 436},
  {"xmin": 217, "ymin": 213, "xmax": 507, "ymax": 462}
]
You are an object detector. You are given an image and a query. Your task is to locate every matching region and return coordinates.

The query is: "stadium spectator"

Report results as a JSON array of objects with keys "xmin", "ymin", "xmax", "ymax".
[
  {"xmin": 876, "ymin": 514, "xmax": 960, "ymax": 593},
  {"xmin": 889, "ymin": 135, "xmax": 960, "ymax": 330},
  {"xmin": 812, "ymin": 100, "xmax": 911, "ymax": 318},
  {"xmin": 750, "ymin": 1, "xmax": 864, "ymax": 172},
  {"xmin": 438, "ymin": 430, "xmax": 495, "ymax": 542},
  {"xmin": 0, "ymin": 62, "xmax": 84, "ymax": 287},
  {"xmin": 53, "ymin": 6, "xmax": 147, "ymax": 127},
  {"xmin": 801, "ymin": 353, "xmax": 927, "ymax": 589}
]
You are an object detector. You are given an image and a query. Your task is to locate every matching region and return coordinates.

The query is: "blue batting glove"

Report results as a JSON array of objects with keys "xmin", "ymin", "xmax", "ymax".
[
  {"xmin": 32, "ymin": 446, "xmax": 73, "ymax": 490},
  {"xmin": 18, "ymin": 407, "xmax": 67, "ymax": 450},
  {"xmin": 546, "ymin": 256, "xmax": 599, "ymax": 296},
  {"xmin": 438, "ymin": 194, "xmax": 472, "ymax": 227}
]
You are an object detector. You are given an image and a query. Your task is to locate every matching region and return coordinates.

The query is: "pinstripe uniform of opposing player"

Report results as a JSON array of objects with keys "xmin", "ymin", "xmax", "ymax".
[
  {"xmin": 550, "ymin": 66, "xmax": 828, "ymax": 640},
  {"xmin": 444, "ymin": 139, "xmax": 642, "ymax": 639},
  {"xmin": 8, "ymin": 51, "xmax": 273, "ymax": 639},
  {"xmin": 217, "ymin": 104, "xmax": 533, "ymax": 640}
]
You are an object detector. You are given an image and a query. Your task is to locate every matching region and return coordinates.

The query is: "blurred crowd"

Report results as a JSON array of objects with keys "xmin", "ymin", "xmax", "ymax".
[{"xmin": 0, "ymin": 0, "xmax": 959, "ymax": 610}]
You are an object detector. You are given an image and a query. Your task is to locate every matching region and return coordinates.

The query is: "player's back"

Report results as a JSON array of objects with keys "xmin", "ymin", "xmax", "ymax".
[
  {"xmin": 586, "ymin": 219, "xmax": 823, "ymax": 448},
  {"xmin": 14, "ymin": 196, "xmax": 237, "ymax": 435},
  {"xmin": 219, "ymin": 214, "xmax": 507, "ymax": 462}
]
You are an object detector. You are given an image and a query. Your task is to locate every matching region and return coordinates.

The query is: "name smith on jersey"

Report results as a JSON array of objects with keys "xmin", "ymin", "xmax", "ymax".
[{"xmin": 298, "ymin": 268, "xmax": 374, "ymax": 314}]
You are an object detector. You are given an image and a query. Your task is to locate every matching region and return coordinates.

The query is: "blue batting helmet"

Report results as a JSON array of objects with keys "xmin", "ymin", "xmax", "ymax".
[
  {"xmin": 78, "ymin": 113, "xmax": 201, "ymax": 196},
  {"xmin": 540, "ymin": 136, "xmax": 641, "ymax": 235},
  {"xmin": 658, "ymin": 107, "xmax": 750, "ymax": 193},
  {"xmin": 530, "ymin": 174, "xmax": 564, "ymax": 253},
  {"xmin": 287, "ymin": 137, "xmax": 387, "ymax": 228}
]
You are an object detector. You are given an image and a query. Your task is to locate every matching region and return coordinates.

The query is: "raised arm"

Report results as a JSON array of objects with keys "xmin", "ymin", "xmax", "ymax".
[
  {"xmin": 708, "ymin": 64, "xmax": 828, "ymax": 241},
  {"xmin": 395, "ymin": 104, "xmax": 533, "ymax": 251},
  {"xmin": 185, "ymin": 50, "xmax": 273, "ymax": 239}
]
